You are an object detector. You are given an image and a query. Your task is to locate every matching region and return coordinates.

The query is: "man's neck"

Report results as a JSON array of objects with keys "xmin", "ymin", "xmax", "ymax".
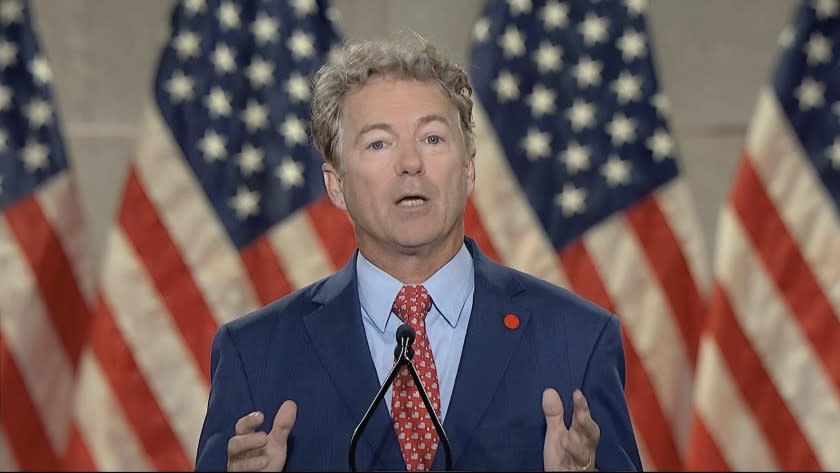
[{"xmin": 358, "ymin": 234, "xmax": 464, "ymax": 284}]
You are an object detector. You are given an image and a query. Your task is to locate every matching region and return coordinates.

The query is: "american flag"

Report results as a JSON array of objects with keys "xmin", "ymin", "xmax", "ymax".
[
  {"xmin": 468, "ymin": 0, "xmax": 709, "ymax": 470},
  {"xmin": 0, "ymin": 0, "xmax": 92, "ymax": 470},
  {"xmin": 62, "ymin": 0, "xmax": 343, "ymax": 469},
  {"xmin": 684, "ymin": 0, "xmax": 840, "ymax": 470}
]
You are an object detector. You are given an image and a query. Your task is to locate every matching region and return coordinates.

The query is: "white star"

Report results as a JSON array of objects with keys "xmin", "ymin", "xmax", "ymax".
[
  {"xmin": 602, "ymin": 155, "xmax": 631, "ymax": 186},
  {"xmin": 814, "ymin": 0, "xmax": 838, "ymax": 19},
  {"xmin": 0, "ymin": 128, "xmax": 7, "ymax": 152},
  {"xmin": 280, "ymin": 115, "xmax": 307, "ymax": 146},
  {"xmin": 236, "ymin": 144, "xmax": 264, "ymax": 175},
  {"xmin": 246, "ymin": 57, "xmax": 274, "ymax": 88},
  {"xmin": 173, "ymin": 31, "xmax": 201, "ymax": 60},
  {"xmin": 0, "ymin": 85, "xmax": 11, "ymax": 111},
  {"xmin": 561, "ymin": 142, "xmax": 590, "ymax": 173},
  {"xmin": 651, "ymin": 93, "xmax": 671, "ymax": 115},
  {"xmin": 473, "ymin": 17, "xmax": 491, "ymax": 42},
  {"xmin": 198, "ymin": 130, "xmax": 227, "ymax": 162},
  {"xmin": 229, "ymin": 186, "xmax": 260, "ymax": 220},
  {"xmin": 805, "ymin": 33, "xmax": 831, "ymax": 65},
  {"xmin": 285, "ymin": 73, "xmax": 310, "ymax": 102},
  {"xmin": 566, "ymin": 100, "xmax": 596, "ymax": 131},
  {"xmin": 0, "ymin": 0, "xmax": 22, "ymax": 24},
  {"xmin": 252, "ymin": 13, "xmax": 279, "ymax": 44},
  {"xmin": 624, "ymin": 0, "xmax": 647, "ymax": 15},
  {"xmin": 540, "ymin": 0, "xmax": 569, "ymax": 30},
  {"xmin": 276, "ymin": 158, "xmax": 305, "ymax": 189},
  {"xmin": 241, "ymin": 100, "xmax": 269, "ymax": 132},
  {"xmin": 612, "ymin": 71, "xmax": 642, "ymax": 103},
  {"xmin": 795, "ymin": 77, "xmax": 825, "ymax": 110},
  {"xmin": 607, "ymin": 113, "xmax": 637, "ymax": 146},
  {"xmin": 0, "ymin": 39, "xmax": 17, "ymax": 69},
  {"xmin": 165, "ymin": 70, "xmax": 194, "ymax": 102},
  {"xmin": 617, "ymin": 29, "xmax": 646, "ymax": 61},
  {"xmin": 779, "ymin": 26, "xmax": 795, "ymax": 49},
  {"xmin": 527, "ymin": 85, "xmax": 556, "ymax": 117},
  {"xmin": 204, "ymin": 87, "xmax": 231, "ymax": 117},
  {"xmin": 521, "ymin": 128, "xmax": 551, "ymax": 160},
  {"xmin": 555, "ymin": 184, "xmax": 586, "ymax": 216},
  {"xmin": 493, "ymin": 71, "xmax": 519, "ymax": 101},
  {"xmin": 288, "ymin": 30, "xmax": 315, "ymax": 60},
  {"xmin": 646, "ymin": 129, "xmax": 675, "ymax": 160},
  {"xmin": 533, "ymin": 42, "xmax": 561, "ymax": 74},
  {"xmin": 21, "ymin": 139, "xmax": 49, "ymax": 171},
  {"xmin": 326, "ymin": 5, "xmax": 341, "ymax": 24},
  {"xmin": 573, "ymin": 57, "xmax": 602, "ymax": 88},
  {"xmin": 182, "ymin": 0, "xmax": 206, "ymax": 15},
  {"xmin": 508, "ymin": 0, "xmax": 532, "ymax": 15},
  {"xmin": 499, "ymin": 26, "xmax": 526, "ymax": 58},
  {"xmin": 25, "ymin": 98, "xmax": 52, "ymax": 128},
  {"xmin": 29, "ymin": 56, "xmax": 51, "ymax": 84},
  {"xmin": 211, "ymin": 44, "xmax": 236, "ymax": 73},
  {"xmin": 217, "ymin": 1, "xmax": 241, "ymax": 30},
  {"xmin": 291, "ymin": 0, "xmax": 318, "ymax": 17},
  {"xmin": 578, "ymin": 14, "xmax": 609, "ymax": 46},
  {"xmin": 826, "ymin": 139, "xmax": 840, "ymax": 169}
]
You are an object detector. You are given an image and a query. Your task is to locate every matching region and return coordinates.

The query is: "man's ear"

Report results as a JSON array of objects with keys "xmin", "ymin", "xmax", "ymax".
[
  {"xmin": 322, "ymin": 161, "xmax": 347, "ymax": 211},
  {"xmin": 465, "ymin": 150, "xmax": 476, "ymax": 195}
]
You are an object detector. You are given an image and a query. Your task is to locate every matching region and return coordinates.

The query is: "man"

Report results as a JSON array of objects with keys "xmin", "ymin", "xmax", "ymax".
[{"xmin": 196, "ymin": 36, "xmax": 642, "ymax": 472}]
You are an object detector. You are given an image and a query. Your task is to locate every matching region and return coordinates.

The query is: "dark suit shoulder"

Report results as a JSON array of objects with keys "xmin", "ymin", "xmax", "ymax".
[{"xmin": 221, "ymin": 275, "xmax": 330, "ymax": 340}]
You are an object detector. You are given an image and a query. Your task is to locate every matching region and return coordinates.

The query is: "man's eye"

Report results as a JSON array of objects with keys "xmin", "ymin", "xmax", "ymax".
[
  {"xmin": 426, "ymin": 135, "xmax": 442, "ymax": 145},
  {"xmin": 368, "ymin": 140, "xmax": 384, "ymax": 150}
]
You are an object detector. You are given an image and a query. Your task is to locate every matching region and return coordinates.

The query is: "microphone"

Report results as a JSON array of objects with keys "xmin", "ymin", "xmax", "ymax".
[{"xmin": 349, "ymin": 324, "xmax": 453, "ymax": 471}]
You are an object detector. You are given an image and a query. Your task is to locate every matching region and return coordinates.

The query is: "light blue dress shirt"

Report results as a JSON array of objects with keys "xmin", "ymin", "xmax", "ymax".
[{"xmin": 356, "ymin": 243, "xmax": 475, "ymax": 422}]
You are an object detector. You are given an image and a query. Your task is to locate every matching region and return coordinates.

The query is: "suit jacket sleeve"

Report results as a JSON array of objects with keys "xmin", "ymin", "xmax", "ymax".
[
  {"xmin": 586, "ymin": 316, "xmax": 643, "ymax": 471},
  {"xmin": 195, "ymin": 324, "xmax": 254, "ymax": 472}
]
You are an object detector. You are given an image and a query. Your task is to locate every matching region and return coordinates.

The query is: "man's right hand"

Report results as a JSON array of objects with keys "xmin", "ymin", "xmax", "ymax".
[{"xmin": 227, "ymin": 400, "xmax": 297, "ymax": 472}]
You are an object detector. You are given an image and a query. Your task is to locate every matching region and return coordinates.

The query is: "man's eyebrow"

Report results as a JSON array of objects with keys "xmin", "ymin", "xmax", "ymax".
[
  {"xmin": 354, "ymin": 123, "xmax": 394, "ymax": 146},
  {"xmin": 416, "ymin": 114, "xmax": 450, "ymax": 128}
]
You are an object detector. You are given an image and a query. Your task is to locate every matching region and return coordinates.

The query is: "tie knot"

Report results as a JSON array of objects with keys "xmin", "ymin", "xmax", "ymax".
[{"xmin": 392, "ymin": 285, "xmax": 432, "ymax": 324}]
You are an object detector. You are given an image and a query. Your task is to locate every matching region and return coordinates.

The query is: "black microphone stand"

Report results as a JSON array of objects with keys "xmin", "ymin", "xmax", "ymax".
[{"xmin": 349, "ymin": 324, "xmax": 453, "ymax": 471}]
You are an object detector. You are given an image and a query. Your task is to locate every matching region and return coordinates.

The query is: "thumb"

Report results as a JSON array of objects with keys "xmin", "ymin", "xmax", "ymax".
[
  {"xmin": 268, "ymin": 400, "xmax": 297, "ymax": 445},
  {"xmin": 542, "ymin": 388, "xmax": 566, "ymax": 428}
]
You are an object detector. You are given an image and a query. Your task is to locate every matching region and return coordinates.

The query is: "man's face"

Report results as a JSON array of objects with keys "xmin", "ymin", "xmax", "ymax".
[{"xmin": 322, "ymin": 76, "xmax": 475, "ymax": 257}]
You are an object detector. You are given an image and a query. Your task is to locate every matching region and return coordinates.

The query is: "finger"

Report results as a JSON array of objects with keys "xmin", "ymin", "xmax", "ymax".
[
  {"xmin": 541, "ymin": 388, "xmax": 566, "ymax": 431},
  {"xmin": 234, "ymin": 411, "xmax": 264, "ymax": 436},
  {"xmin": 268, "ymin": 400, "xmax": 297, "ymax": 444},
  {"xmin": 227, "ymin": 431, "xmax": 268, "ymax": 459},
  {"xmin": 571, "ymin": 390, "xmax": 600, "ymax": 448}
]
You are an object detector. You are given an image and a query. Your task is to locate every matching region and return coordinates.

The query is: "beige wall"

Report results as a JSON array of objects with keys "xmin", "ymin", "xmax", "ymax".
[{"xmin": 31, "ymin": 0, "xmax": 797, "ymax": 271}]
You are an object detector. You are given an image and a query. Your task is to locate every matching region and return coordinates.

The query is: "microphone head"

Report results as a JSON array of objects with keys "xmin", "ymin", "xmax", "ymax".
[{"xmin": 396, "ymin": 324, "xmax": 416, "ymax": 346}]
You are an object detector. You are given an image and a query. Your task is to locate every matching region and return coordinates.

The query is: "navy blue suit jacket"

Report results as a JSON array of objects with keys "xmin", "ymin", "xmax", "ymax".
[{"xmin": 195, "ymin": 238, "xmax": 642, "ymax": 471}]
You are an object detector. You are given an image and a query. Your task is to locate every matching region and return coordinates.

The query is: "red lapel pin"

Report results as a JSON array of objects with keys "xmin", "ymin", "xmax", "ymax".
[{"xmin": 503, "ymin": 313, "xmax": 520, "ymax": 330}]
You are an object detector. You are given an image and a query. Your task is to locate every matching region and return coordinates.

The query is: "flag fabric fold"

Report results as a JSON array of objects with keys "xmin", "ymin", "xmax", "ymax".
[
  {"xmin": 685, "ymin": 0, "xmax": 840, "ymax": 469},
  {"xmin": 63, "ymin": 0, "xmax": 343, "ymax": 469},
  {"xmin": 0, "ymin": 0, "xmax": 92, "ymax": 470},
  {"xmin": 467, "ymin": 1, "xmax": 710, "ymax": 469}
]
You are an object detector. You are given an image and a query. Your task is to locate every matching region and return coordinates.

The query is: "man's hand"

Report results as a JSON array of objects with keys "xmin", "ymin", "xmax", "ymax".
[
  {"xmin": 542, "ymin": 388, "xmax": 600, "ymax": 471},
  {"xmin": 227, "ymin": 400, "xmax": 297, "ymax": 472}
]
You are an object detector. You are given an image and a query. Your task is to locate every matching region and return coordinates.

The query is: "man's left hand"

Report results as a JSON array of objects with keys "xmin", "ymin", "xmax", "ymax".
[{"xmin": 542, "ymin": 388, "xmax": 600, "ymax": 471}]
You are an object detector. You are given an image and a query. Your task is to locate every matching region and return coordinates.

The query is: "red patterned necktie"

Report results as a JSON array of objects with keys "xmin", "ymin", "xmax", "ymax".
[{"xmin": 391, "ymin": 284, "xmax": 441, "ymax": 471}]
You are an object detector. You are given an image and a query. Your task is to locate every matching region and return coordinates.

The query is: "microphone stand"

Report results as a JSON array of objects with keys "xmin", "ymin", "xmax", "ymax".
[{"xmin": 349, "ymin": 325, "xmax": 453, "ymax": 471}]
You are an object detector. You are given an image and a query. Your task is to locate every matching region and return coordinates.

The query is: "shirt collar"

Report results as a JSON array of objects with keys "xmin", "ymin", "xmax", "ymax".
[{"xmin": 356, "ymin": 242, "xmax": 474, "ymax": 333}]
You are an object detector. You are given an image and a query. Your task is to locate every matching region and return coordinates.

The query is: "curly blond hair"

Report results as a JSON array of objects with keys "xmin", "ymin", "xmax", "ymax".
[{"xmin": 310, "ymin": 34, "xmax": 475, "ymax": 170}]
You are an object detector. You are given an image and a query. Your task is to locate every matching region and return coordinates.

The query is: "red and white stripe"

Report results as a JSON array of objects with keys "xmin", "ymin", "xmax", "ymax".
[
  {"xmin": 0, "ymin": 172, "xmax": 91, "ymax": 470},
  {"xmin": 685, "ymin": 89, "xmax": 840, "ymax": 471},
  {"xmin": 471, "ymin": 104, "xmax": 709, "ymax": 471},
  {"xmin": 64, "ymin": 100, "xmax": 361, "ymax": 469}
]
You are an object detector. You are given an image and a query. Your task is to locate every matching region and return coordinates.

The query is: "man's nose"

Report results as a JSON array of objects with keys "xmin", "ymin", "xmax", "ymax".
[{"xmin": 396, "ymin": 143, "xmax": 424, "ymax": 175}]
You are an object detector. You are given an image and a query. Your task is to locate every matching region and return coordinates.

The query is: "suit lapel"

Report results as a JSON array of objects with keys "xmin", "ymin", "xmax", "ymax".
[
  {"xmin": 434, "ymin": 240, "xmax": 530, "ymax": 469},
  {"xmin": 303, "ymin": 254, "xmax": 404, "ymax": 470}
]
